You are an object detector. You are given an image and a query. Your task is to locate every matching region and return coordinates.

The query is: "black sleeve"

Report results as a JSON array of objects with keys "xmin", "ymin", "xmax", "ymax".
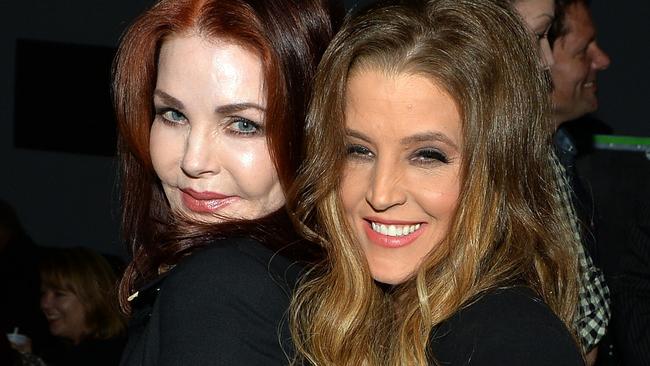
[
  {"xmin": 428, "ymin": 287, "xmax": 584, "ymax": 366},
  {"xmin": 155, "ymin": 241, "xmax": 294, "ymax": 366},
  {"xmin": 612, "ymin": 200, "xmax": 650, "ymax": 366}
]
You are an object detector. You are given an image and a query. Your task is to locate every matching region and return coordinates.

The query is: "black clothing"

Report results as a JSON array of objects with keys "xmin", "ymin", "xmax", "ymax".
[
  {"xmin": 428, "ymin": 286, "xmax": 584, "ymax": 365},
  {"xmin": 0, "ymin": 234, "xmax": 50, "ymax": 354},
  {"xmin": 120, "ymin": 237, "xmax": 305, "ymax": 366},
  {"xmin": 611, "ymin": 186, "xmax": 650, "ymax": 366},
  {"xmin": 40, "ymin": 336, "xmax": 126, "ymax": 366}
]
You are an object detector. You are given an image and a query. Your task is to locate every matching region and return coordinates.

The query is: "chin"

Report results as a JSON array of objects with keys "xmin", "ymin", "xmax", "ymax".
[{"xmin": 370, "ymin": 265, "xmax": 413, "ymax": 285}]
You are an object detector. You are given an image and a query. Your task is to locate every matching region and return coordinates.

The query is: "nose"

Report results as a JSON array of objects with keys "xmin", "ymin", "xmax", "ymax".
[
  {"xmin": 539, "ymin": 39, "xmax": 555, "ymax": 70},
  {"xmin": 590, "ymin": 42, "xmax": 611, "ymax": 71},
  {"xmin": 365, "ymin": 159, "xmax": 406, "ymax": 212},
  {"xmin": 180, "ymin": 125, "xmax": 221, "ymax": 178},
  {"xmin": 40, "ymin": 290, "xmax": 53, "ymax": 311}
]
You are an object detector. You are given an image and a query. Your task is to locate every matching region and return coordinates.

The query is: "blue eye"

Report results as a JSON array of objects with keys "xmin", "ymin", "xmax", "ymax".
[
  {"xmin": 228, "ymin": 117, "xmax": 262, "ymax": 136},
  {"xmin": 411, "ymin": 148, "xmax": 449, "ymax": 165},
  {"xmin": 156, "ymin": 108, "xmax": 187, "ymax": 125}
]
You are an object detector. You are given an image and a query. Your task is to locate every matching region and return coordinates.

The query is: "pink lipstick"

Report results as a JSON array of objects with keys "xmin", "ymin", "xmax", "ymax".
[{"xmin": 180, "ymin": 188, "xmax": 239, "ymax": 213}]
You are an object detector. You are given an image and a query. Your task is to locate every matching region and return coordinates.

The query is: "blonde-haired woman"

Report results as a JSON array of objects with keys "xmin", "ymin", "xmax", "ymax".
[
  {"xmin": 39, "ymin": 247, "xmax": 126, "ymax": 366},
  {"xmin": 290, "ymin": 0, "xmax": 584, "ymax": 364}
]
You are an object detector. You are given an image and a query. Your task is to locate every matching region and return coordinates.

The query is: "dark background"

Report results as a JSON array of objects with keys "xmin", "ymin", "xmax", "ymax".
[{"xmin": 1, "ymin": 0, "xmax": 648, "ymax": 259}]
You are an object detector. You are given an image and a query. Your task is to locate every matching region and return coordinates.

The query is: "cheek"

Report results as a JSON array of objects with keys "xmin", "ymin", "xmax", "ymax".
[
  {"xmin": 67, "ymin": 297, "xmax": 86, "ymax": 322},
  {"xmin": 340, "ymin": 163, "xmax": 369, "ymax": 214},
  {"xmin": 150, "ymin": 121, "xmax": 183, "ymax": 181},
  {"xmin": 416, "ymin": 174, "xmax": 460, "ymax": 222},
  {"xmin": 222, "ymin": 139, "xmax": 279, "ymax": 196}
]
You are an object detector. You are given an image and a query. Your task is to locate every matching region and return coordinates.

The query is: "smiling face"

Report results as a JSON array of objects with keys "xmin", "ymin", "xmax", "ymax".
[
  {"xmin": 550, "ymin": 2, "xmax": 610, "ymax": 125},
  {"xmin": 150, "ymin": 34, "xmax": 284, "ymax": 222},
  {"xmin": 340, "ymin": 68, "xmax": 463, "ymax": 284},
  {"xmin": 513, "ymin": 0, "xmax": 555, "ymax": 68},
  {"xmin": 40, "ymin": 286, "xmax": 89, "ymax": 344}
]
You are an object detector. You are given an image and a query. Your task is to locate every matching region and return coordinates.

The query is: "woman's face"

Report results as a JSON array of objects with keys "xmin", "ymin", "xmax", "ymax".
[
  {"xmin": 150, "ymin": 34, "xmax": 284, "ymax": 222},
  {"xmin": 40, "ymin": 285, "xmax": 89, "ymax": 344},
  {"xmin": 340, "ymin": 69, "xmax": 463, "ymax": 284},
  {"xmin": 514, "ymin": 0, "xmax": 555, "ymax": 68}
]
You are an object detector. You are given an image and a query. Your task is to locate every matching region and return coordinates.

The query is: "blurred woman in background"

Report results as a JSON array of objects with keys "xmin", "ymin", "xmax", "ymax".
[
  {"xmin": 39, "ymin": 247, "xmax": 126, "ymax": 366},
  {"xmin": 508, "ymin": 0, "xmax": 556, "ymax": 68}
]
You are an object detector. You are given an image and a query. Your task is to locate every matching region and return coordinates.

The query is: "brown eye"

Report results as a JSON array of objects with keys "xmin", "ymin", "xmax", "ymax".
[
  {"xmin": 411, "ymin": 148, "xmax": 449, "ymax": 165},
  {"xmin": 346, "ymin": 144, "xmax": 374, "ymax": 160}
]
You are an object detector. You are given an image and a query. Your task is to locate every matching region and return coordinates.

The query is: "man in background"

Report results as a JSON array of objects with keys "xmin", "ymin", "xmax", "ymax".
[{"xmin": 548, "ymin": 0, "xmax": 611, "ymax": 365}]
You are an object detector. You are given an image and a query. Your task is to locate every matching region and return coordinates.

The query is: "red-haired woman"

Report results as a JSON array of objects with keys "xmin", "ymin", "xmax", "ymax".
[{"xmin": 111, "ymin": 0, "xmax": 337, "ymax": 364}]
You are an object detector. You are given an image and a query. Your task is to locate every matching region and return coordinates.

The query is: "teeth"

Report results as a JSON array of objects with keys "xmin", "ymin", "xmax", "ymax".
[{"xmin": 370, "ymin": 222, "xmax": 421, "ymax": 237}]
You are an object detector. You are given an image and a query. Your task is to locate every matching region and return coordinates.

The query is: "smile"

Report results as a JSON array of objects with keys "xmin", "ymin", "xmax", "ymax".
[
  {"xmin": 364, "ymin": 219, "xmax": 425, "ymax": 248},
  {"xmin": 583, "ymin": 81, "xmax": 597, "ymax": 90},
  {"xmin": 370, "ymin": 222, "xmax": 421, "ymax": 237},
  {"xmin": 44, "ymin": 314, "xmax": 60, "ymax": 321}
]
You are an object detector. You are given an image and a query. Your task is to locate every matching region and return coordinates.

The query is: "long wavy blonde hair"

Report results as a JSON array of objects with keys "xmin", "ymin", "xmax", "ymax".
[{"xmin": 289, "ymin": 0, "xmax": 580, "ymax": 364}]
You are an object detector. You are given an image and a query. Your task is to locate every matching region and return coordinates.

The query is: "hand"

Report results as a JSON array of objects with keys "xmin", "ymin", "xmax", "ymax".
[
  {"xmin": 7, "ymin": 335, "xmax": 32, "ymax": 354},
  {"xmin": 585, "ymin": 346, "xmax": 598, "ymax": 366}
]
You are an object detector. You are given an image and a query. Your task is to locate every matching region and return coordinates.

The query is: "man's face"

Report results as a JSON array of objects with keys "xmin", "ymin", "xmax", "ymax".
[{"xmin": 550, "ymin": 2, "xmax": 610, "ymax": 125}]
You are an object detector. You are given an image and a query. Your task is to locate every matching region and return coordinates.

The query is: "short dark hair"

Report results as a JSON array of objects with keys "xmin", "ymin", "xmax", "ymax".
[{"xmin": 549, "ymin": 0, "xmax": 589, "ymax": 47}]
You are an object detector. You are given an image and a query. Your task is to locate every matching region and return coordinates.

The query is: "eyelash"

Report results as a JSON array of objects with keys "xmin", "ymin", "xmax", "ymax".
[
  {"xmin": 154, "ymin": 108, "xmax": 263, "ymax": 137},
  {"xmin": 345, "ymin": 144, "xmax": 450, "ymax": 165},
  {"xmin": 226, "ymin": 117, "xmax": 263, "ymax": 137},
  {"xmin": 155, "ymin": 107, "xmax": 187, "ymax": 126},
  {"xmin": 346, "ymin": 144, "xmax": 374, "ymax": 160},
  {"xmin": 410, "ymin": 148, "xmax": 450, "ymax": 165}
]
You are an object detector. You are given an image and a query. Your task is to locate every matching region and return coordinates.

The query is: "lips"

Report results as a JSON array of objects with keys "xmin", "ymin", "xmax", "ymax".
[
  {"xmin": 180, "ymin": 188, "xmax": 239, "ymax": 213},
  {"xmin": 363, "ymin": 218, "xmax": 425, "ymax": 248}
]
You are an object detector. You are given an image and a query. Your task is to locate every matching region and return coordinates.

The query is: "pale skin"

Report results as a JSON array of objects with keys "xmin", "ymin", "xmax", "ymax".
[
  {"xmin": 150, "ymin": 33, "xmax": 284, "ymax": 223},
  {"xmin": 340, "ymin": 68, "xmax": 462, "ymax": 285},
  {"xmin": 513, "ymin": 0, "xmax": 555, "ymax": 69}
]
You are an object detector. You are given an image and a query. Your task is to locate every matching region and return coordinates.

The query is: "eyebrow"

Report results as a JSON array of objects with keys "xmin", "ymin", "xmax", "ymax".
[
  {"xmin": 153, "ymin": 90, "xmax": 265, "ymax": 114},
  {"xmin": 401, "ymin": 131, "xmax": 459, "ymax": 150},
  {"xmin": 215, "ymin": 103, "xmax": 266, "ymax": 114},
  {"xmin": 153, "ymin": 90, "xmax": 184, "ymax": 110},
  {"xmin": 346, "ymin": 128, "xmax": 459, "ymax": 150}
]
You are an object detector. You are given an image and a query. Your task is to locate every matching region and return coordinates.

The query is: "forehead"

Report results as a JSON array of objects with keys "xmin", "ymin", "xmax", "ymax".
[
  {"xmin": 563, "ymin": 2, "xmax": 595, "ymax": 42},
  {"xmin": 344, "ymin": 69, "xmax": 462, "ymax": 141},
  {"xmin": 514, "ymin": 0, "xmax": 554, "ymax": 16},
  {"xmin": 156, "ymin": 34, "xmax": 265, "ymax": 102}
]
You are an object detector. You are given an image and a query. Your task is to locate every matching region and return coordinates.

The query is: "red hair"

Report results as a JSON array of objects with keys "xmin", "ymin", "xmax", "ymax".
[{"xmin": 112, "ymin": 0, "xmax": 337, "ymax": 311}]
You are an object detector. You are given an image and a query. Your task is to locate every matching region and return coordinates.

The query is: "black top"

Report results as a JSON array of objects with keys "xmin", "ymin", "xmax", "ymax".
[
  {"xmin": 41, "ymin": 336, "xmax": 125, "ymax": 366},
  {"xmin": 612, "ymin": 187, "xmax": 650, "ymax": 366},
  {"xmin": 119, "ymin": 237, "xmax": 306, "ymax": 366},
  {"xmin": 428, "ymin": 286, "xmax": 584, "ymax": 365}
]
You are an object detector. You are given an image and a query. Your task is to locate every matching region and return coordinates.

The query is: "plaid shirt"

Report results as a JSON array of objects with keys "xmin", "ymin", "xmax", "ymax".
[{"xmin": 550, "ymin": 150, "xmax": 611, "ymax": 352}]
